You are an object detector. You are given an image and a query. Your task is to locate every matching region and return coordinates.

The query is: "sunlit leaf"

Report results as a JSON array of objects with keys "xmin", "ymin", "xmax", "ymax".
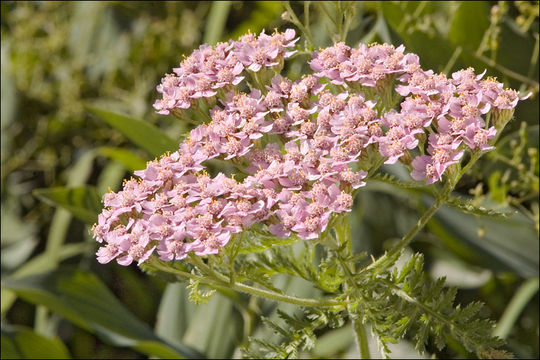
[
  {"xmin": 204, "ymin": 1, "xmax": 232, "ymax": 45},
  {"xmin": 3, "ymin": 268, "xmax": 204, "ymax": 359},
  {"xmin": 447, "ymin": 2, "xmax": 490, "ymax": 50},
  {"xmin": 182, "ymin": 292, "xmax": 240, "ymax": 358},
  {"xmin": 155, "ymin": 283, "xmax": 198, "ymax": 347}
]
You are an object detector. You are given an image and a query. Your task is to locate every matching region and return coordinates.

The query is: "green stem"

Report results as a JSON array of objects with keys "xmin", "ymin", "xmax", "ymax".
[
  {"xmin": 283, "ymin": 1, "xmax": 314, "ymax": 49},
  {"xmin": 317, "ymin": 2, "xmax": 337, "ymax": 27},
  {"xmin": 304, "ymin": 1, "xmax": 311, "ymax": 40},
  {"xmin": 352, "ymin": 317, "xmax": 371, "ymax": 359},
  {"xmin": 364, "ymin": 179, "xmax": 454, "ymax": 274},
  {"xmin": 334, "ymin": 214, "xmax": 371, "ymax": 359},
  {"xmin": 146, "ymin": 256, "xmax": 342, "ymax": 308},
  {"xmin": 365, "ymin": 146, "xmax": 492, "ymax": 275},
  {"xmin": 366, "ymin": 155, "xmax": 386, "ymax": 179},
  {"xmin": 471, "ymin": 50, "xmax": 539, "ymax": 89}
]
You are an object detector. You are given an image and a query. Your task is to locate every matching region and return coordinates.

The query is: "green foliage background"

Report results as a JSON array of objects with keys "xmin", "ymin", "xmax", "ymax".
[{"xmin": 1, "ymin": 1, "xmax": 538, "ymax": 359}]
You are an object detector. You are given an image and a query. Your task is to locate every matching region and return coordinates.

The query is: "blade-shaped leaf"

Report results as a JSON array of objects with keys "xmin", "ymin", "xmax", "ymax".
[
  {"xmin": 204, "ymin": 1, "xmax": 231, "ymax": 45},
  {"xmin": 182, "ymin": 292, "xmax": 240, "ymax": 359},
  {"xmin": 86, "ymin": 105, "xmax": 178, "ymax": 157},
  {"xmin": 447, "ymin": 1, "xmax": 490, "ymax": 50},
  {"xmin": 2, "ymin": 268, "xmax": 204, "ymax": 359},
  {"xmin": 429, "ymin": 197, "xmax": 539, "ymax": 278},
  {"xmin": 97, "ymin": 146, "xmax": 147, "ymax": 172},
  {"xmin": 311, "ymin": 324, "xmax": 354, "ymax": 357},
  {"xmin": 33, "ymin": 186, "xmax": 102, "ymax": 224},
  {"xmin": 155, "ymin": 282, "xmax": 197, "ymax": 347},
  {"xmin": 445, "ymin": 195, "xmax": 516, "ymax": 218},
  {"xmin": 1, "ymin": 326, "xmax": 70, "ymax": 359}
]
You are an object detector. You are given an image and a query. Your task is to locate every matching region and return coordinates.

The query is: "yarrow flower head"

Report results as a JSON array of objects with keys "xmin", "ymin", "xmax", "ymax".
[{"xmin": 94, "ymin": 29, "xmax": 528, "ymax": 266}]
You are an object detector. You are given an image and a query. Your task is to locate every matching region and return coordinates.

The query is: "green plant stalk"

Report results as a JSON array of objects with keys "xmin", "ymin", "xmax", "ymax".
[
  {"xmin": 334, "ymin": 214, "xmax": 371, "ymax": 359},
  {"xmin": 471, "ymin": 50, "xmax": 539, "ymax": 89},
  {"xmin": 283, "ymin": 1, "xmax": 314, "ymax": 49},
  {"xmin": 146, "ymin": 256, "xmax": 342, "ymax": 308},
  {"xmin": 304, "ymin": 1, "xmax": 311, "ymax": 42},
  {"xmin": 352, "ymin": 317, "xmax": 370, "ymax": 360},
  {"xmin": 364, "ymin": 180, "xmax": 454, "ymax": 274}
]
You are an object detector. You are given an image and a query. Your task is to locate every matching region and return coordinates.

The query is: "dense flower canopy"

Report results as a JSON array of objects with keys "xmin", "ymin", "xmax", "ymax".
[{"xmin": 93, "ymin": 29, "xmax": 526, "ymax": 266}]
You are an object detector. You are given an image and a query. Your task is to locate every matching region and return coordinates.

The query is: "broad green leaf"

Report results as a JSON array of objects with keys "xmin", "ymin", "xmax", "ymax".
[
  {"xmin": 43, "ymin": 149, "xmax": 96, "ymax": 262},
  {"xmin": 3, "ymin": 268, "xmax": 204, "ymax": 359},
  {"xmin": 68, "ymin": 2, "xmax": 102, "ymax": 66},
  {"xmin": 491, "ymin": 14, "xmax": 536, "ymax": 82},
  {"xmin": 66, "ymin": 149, "xmax": 96, "ymax": 187},
  {"xmin": 1, "ymin": 40, "xmax": 17, "ymax": 164},
  {"xmin": 379, "ymin": 1, "xmax": 465, "ymax": 72},
  {"xmin": 1, "ymin": 332, "xmax": 22, "ymax": 359},
  {"xmin": 87, "ymin": 7, "xmax": 129, "ymax": 83},
  {"xmin": 429, "ymin": 251, "xmax": 492, "ymax": 289},
  {"xmin": 312, "ymin": 324, "xmax": 354, "ymax": 357},
  {"xmin": 33, "ymin": 186, "xmax": 102, "ymax": 224},
  {"xmin": 396, "ymin": 30, "xmax": 459, "ymax": 73},
  {"xmin": 183, "ymin": 292, "xmax": 240, "ymax": 359},
  {"xmin": 97, "ymin": 160, "xmax": 127, "ymax": 195},
  {"xmin": 32, "ymin": 149, "xmax": 99, "ymax": 330},
  {"xmin": 378, "ymin": 1, "xmax": 418, "ymax": 31},
  {"xmin": 429, "ymin": 198, "xmax": 539, "ymax": 277},
  {"xmin": 1, "ymin": 326, "xmax": 70, "ymax": 359},
  {"xmin": 447, "ymin": 2, "xmax": 490, "ymax": 50},
  {"xmin": 1, "ymin": 243, "xmax": 90, "ymax": 316},
  {"xmin": 1, "ymin": 237, "xmax": 37, "ymax": 271},
  {"xmin": 155, "ymin": 283, "xmax": 197, "ymax": 347},
  {"xmin": 86, "ymin": 106, "xmax": 178, "ymax": 157},
  {"xmin": 204, "ymin": 1, "xmax": 232, "ymax": 45},
  {"xmin": 362, "ymin": 15, "xmax": 392, "ymax": 44},
  {"xmin": 97, "ymin": 146, "xmax": 147, "ymax": 172}
]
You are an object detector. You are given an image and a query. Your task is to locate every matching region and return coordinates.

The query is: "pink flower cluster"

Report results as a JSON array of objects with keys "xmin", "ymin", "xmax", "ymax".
[
  {"xmin": 94, "ymin": 30, "xmax": 527, "ymax": 266},
  {"xmin": 153, "ymin": 29, "xmax": 298, "ymax": 115},
  {"xmin": 95, "ymin": 72, "xmax": 375, "ymax": 265},
  {"xmin": 395, "ymin": 68, "xmax": 526, "ymax": 184},
  {"xmin": 309, "ymin": 42, "xmax": 420, "ymax": 87},
  {"xmin": 310, "ymin": 42, "xmax": 527, "ymax": 184}
]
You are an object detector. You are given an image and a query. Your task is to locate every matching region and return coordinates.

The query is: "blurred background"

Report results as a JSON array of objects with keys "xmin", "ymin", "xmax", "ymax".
[{"xmin": 1, "ymin": 1, "xmax": 538, "ymax": 359}]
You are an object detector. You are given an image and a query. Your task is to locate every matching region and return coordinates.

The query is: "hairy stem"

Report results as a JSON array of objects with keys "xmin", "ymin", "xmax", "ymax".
[
  {"xmin": 334, "ymin": 213, "xmax": 371, "ymax": 359},
  {"xmin": 146, "ymin": 256, "xmax": 342, "ymax": 308},
  {"xmin": 283, "ymin": 1, "xmax": 314, "ymax": 49},
  {"xmin": 365, "ymin": 179, "xmax": 454, "ymax": 274}
]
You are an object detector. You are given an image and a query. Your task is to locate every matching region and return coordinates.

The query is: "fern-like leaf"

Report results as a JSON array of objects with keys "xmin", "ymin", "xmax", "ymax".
[
  {"xmin": 445, "ymin": 195, "xmax": 516, "ymax": 217},
  {"xmin": 359, "ymin": 253, "xmax": 504, "ymax": 358},
  {"xmin": 371, "ymin": 172, "xmax": 433, "ymax": 190},
  {"xmin": 187, "ymin": 278, "xmax": 216, "ymax": 305}
]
